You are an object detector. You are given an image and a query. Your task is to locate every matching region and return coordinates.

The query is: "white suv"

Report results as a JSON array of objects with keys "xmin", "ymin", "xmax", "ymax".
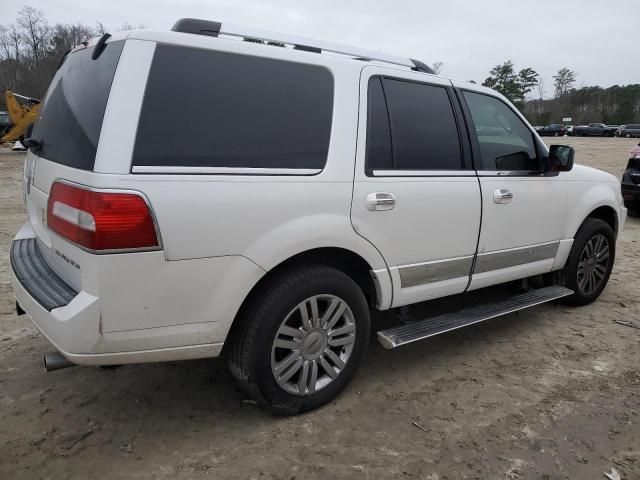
[{"xmin": 11, "ymin": 19, "xmax": 626, "ymax": 414}]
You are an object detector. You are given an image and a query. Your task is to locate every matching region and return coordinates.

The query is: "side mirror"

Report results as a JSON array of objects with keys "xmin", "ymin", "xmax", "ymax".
[
  {"xmin": 548, "ymin": 144, "xmax": 574, "ymax": 172},
  {"xmin": 22, "ymin": 137, "xmax": 42, "ymax": 152}
]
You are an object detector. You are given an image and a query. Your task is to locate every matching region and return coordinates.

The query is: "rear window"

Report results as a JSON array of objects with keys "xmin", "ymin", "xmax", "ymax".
[
  {"xmin": 628, "ymin": 158, "xmax": 640, "ymax": 170},
  {"xmin": 32, "ymin": 41, "xmax": 124, "ymax": 170},
  {"xmin": 132, "ymin": 45, "xmax": 334, "ymax": 171}
]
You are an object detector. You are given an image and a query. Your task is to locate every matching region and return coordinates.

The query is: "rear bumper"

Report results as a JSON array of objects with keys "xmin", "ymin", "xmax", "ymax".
[
  {"xmin": 622, "ymin": 183, "xmax": 640, "ymax": 208},
  {"xmin": 10, "ymin": 223, "xmax": 98, "ymax": 359},
  {"xmin": 10, "ymin": 222, "xmax": 254, "ymax": 365},
  {"xmin": 10, "ymin": 237, "xmax": 78, "ymax": 311},
  {"xmin": 12, "ymin": 287, "xmax": 223, "ymax": 366}
]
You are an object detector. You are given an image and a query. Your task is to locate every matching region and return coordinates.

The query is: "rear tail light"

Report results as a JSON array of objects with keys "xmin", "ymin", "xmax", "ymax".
[{"xmin": 47, "ymin": 181, "xmax": 160, "ymax": 252}]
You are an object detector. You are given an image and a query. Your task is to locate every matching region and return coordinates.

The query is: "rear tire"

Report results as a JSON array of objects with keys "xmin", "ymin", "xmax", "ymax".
[
  {"xmin": 559, "ymin": 218, "xmax": 615, "ymax": 306},
  {"xmin": 227, "ymin": 264, "xmax": 370, "ymax": 415}
]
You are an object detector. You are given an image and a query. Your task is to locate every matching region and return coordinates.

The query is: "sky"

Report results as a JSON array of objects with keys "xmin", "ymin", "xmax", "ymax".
[{"xmin": 2, "ymin": 0, "xmax": 639, "ymax": 97}]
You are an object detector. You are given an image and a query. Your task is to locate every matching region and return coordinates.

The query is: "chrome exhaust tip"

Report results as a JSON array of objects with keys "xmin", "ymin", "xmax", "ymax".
[{"xmin": 44, "ymin": 351, "xmax": 75, "ymax": 372}]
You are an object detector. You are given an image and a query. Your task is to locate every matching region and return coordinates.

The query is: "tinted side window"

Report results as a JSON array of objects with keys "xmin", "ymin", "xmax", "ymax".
[
  {"xmin": 33, "ymin": 41, "xmax": 125, "ymax": 170},
  {"xmin": 365, "ymin": 77, "xmax": 392, "ymax": 170},
  {"xmin": 383, "ymin": 79, "xmax": 462, "ymax": 170},
  {"xmin": 463, "ymin": 91, "xmax": 538, "ymax": 171},
  {"xmin": 133, "ymin": 45, "xmax": 334, "ymax": 170}
]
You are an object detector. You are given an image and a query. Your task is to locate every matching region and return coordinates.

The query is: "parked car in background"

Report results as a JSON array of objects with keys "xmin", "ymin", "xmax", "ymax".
[
  {"xmin": 573, "ymin": 123, "xmax": 617, "ymax": 137},
  {"xmin": 536, "ymin": 124, "xmax": 566, "ymax": 137},
  {"xmin": 622, "ymin": 143, "xmax": 640, "ymax": 216},
  {"xmin": 618, "ymin": 124, "xmax": 640, "ymax": 138},
  {"xmin": 0, "ymin": 111, "xmax": 13, "ymax": 137},
  {"xmin": 11, "ymin": 140, "xmax": 26, "ymax": 151}
]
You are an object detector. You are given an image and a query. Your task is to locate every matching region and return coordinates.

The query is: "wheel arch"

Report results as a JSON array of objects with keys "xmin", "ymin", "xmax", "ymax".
[
  {"xmin": 223, "ymin": 246, "xmax": 386, "ymax": 356},
  {"xmin": 585, "ymin": 205, "xmax": 618, "ymax": 236},
  {"xmin": 564, "ymin": 181, "xmax": 622, "ymax": 241},
  {"xmin": 240, "ymin": 213, "xmax": 393, "ymax": 308}
]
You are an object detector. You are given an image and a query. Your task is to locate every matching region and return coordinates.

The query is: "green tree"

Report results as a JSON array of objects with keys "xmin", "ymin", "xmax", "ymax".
[
  {"xmin": 553, "ymin": 67, "xmax": 577, "ymax": 98},
  {"xmin": 518, "ymin": 67, "xmax": 539, "ymax": 98},
  {"xmin": 483, "ymin": 60, "xmax": 519, "ymax": 99},
  {"xmin": 482, "ymin": 60, "xmax": 539, "ymax": 105}
]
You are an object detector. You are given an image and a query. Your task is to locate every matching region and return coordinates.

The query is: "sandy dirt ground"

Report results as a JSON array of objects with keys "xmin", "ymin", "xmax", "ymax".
[{"xmin": 0, "ymin": 137, "xmax": 639, "ymax": 480}]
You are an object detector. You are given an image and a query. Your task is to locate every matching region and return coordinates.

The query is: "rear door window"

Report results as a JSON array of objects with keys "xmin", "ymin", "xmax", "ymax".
[
  {"xmin": 132, "ymin": 45, "xmax": 334, "ymax": 171},
  {"xmin": 365, "ymin": 76, "xmax": 463, "ymax": 171},
  {"xmin": 32, "ymin": 41, "xmax": 125, "ymax": 170},
  {"xmin": 365, "ymin": 77, "xmax": 393, "ymax": 170}
]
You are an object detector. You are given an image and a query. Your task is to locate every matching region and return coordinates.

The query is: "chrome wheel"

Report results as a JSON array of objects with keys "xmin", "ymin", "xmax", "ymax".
[
  {"xmin": 577, "ymin": 234, "xmax": 610, "ymax": 296},
  {"xmin": 271, "ymin": 294, "xmax": 356, "ymax": 396}
]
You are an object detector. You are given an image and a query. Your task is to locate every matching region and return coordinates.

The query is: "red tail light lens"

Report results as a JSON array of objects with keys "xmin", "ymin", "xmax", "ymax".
[{"xmin": 47, "ymin": 182, "xmax": 159, "ymax": 252}]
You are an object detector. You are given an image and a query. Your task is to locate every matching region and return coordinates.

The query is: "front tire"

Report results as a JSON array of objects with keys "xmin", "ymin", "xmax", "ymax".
[
  {"xmin": 560, "ymin": 218, "xmax": 615, "ymax": 306},
  {"xmin": 227, "ymin": 264, "xmax": 370, "ymax": 415}
]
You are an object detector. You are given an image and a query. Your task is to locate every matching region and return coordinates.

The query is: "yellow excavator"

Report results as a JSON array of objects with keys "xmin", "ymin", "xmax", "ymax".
[{"xmin": 0, "ymin": 90, "xmax": 41, "ymax": 144}]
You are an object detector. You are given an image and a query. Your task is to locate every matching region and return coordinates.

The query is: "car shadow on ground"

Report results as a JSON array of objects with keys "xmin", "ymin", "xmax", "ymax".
[{"xmin": 40, "ymin": 296, "xmax": 561, "ymax": 429}]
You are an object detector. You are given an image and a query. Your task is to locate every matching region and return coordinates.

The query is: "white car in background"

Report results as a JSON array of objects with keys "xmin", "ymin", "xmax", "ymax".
[{"xmin": 11, "ymin": 19, "xmax": 626, "ymax": 414}]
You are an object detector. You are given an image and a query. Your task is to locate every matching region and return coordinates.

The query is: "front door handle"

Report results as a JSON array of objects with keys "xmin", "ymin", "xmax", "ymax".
[
  {"xmin": 366, "ymin": 192, "xmax": 396, "ymax": 211},
  {"xmin": 493, "ymin": 188, "xmax": 513, "ymax": 204}
]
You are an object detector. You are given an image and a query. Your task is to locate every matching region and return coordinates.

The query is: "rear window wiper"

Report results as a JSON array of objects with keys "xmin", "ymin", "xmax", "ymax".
[{"xmin": 92, "ymin": 33, "xmax": 111, "ymax": 60}]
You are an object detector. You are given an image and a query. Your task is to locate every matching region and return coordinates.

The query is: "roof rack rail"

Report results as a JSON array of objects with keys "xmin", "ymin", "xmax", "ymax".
[{"xmin": 171, "ymin": 18, "xmax": 435, "ymax": 74}]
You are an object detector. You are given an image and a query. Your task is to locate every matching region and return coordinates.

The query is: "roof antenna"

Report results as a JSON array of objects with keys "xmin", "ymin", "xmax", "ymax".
[{"xmin": 410, "ymin": 59, "xmax": 435, "ymax": 74}]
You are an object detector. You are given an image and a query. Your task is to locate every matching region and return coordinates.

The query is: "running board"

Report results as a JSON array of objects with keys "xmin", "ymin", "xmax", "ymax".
[{"xmin": 377, "ymin": 285, "xmax": 573, "ymax": 349}]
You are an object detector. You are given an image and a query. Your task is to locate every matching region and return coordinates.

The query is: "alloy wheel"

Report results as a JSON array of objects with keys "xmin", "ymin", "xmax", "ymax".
[
  {"xmin": 577, "ymin": 234, "xmax": 610, "ymax": 296},
  {"xmin": 271, "ymin": 294, "xmax": 356, "ymax": 395}
]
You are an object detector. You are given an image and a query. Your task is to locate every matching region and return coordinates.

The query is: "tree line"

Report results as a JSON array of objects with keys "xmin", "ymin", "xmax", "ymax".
[
  {"xmin": 480, "ymin": 60, "xmax": 640, "ymax": 126},
  {"xmin": 0, "ymin": 6, "xmax": 142, "ymax": 109},
  {"xmin": 2, "ymin": 6, "xmax": 639, "ymax": 126},
  {"xmin": 524, "ymin": 84, "xmax": 640, "ymax": 126}
]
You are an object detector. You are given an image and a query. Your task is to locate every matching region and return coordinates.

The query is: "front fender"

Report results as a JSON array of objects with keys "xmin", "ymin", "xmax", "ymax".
[{"xmin": 564, "ymin": 180, "xmax": 623, "ymax": 239}]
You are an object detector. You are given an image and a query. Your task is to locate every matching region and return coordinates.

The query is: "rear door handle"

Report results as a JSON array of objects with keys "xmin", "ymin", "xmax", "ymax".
[
  {"xmin": 366, "ymin": 192, "xmax": 396, "ymax": 211},
  {"xmin": 493, "ymin": 188, "xmax": 513, "ymax": 204}
]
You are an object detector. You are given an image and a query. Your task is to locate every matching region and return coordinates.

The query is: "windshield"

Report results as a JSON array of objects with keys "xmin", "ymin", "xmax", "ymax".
[{"xmin": 32, "ymin": 40, "xmax": 124, "ymax": 170}]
